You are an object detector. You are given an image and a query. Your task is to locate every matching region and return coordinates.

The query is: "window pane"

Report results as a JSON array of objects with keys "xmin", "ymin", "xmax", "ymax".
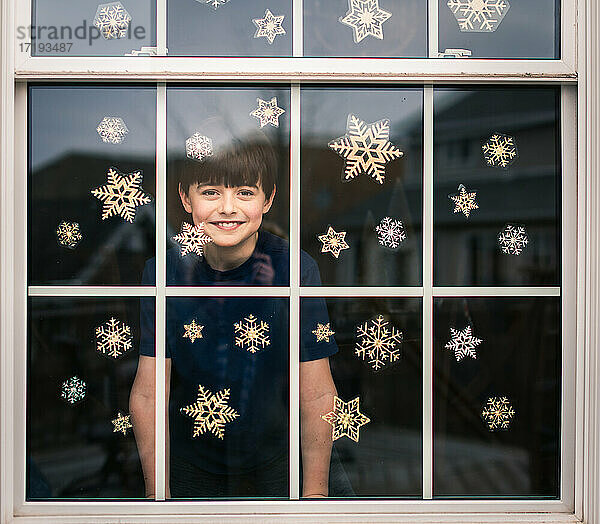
[
  {"xmin": 438, "ymin": 0, "xmax": 559, "ymax": 58},
  {"xmin": 29, "ymin": 85, "xmax": 156, "ymax": 286},
  {"xmin": 167, "ymin": 1, "xmax": 292, "ymax": 56},
  {"xmin": 303, "ymin": 0, "xmax": 427, "ymax": 57},
  {"xmin": 31, "ymin": 0, "xmax": 156, "ymax": 56},
  {"xmin": 433, "ymin": 297, "xmax": 560, "ymax": 497},
  {"xmin": 434, "ymin": 87, "xmax": 560, "ymax": 286},
  {"xmin": 166, "ymin": 86, "xmax": 290, "ymax": 287},
  {"xmin": 301, "ymin": 87, "xmax": 423, "ymax": 287},
  {"xmin": 300, "ymin": 297, "xmax": 422, "ymax": 497},
  {"xmin": 28, "ymin": 297, "xmax": 149, "ymax": 499}
]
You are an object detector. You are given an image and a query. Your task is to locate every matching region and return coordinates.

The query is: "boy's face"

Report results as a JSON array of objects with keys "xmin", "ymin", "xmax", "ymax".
[{"xmin": 179, "ymin": 182, "xmax": 275, "ymax": 248}]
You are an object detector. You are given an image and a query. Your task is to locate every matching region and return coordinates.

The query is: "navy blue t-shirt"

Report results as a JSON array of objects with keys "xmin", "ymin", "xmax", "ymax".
[{"xmin": 140, "ymin": 231, "xmax": 337, "ymax": 473}]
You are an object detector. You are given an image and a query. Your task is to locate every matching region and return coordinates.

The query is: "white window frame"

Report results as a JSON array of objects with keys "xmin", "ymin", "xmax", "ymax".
[{"xmin": 2, "ymin": 0, "xmax": 600, "ymax": 523}]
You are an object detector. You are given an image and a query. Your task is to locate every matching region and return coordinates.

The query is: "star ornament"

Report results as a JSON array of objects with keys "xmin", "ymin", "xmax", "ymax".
[
  {"xmin": 329, "ymin": 114, "xmax": 403, "ymax": 185},
  {"xmin": 112, "ymin": 412, "xmax": 133, "ymax": 436},
  {"xmin": 449, "ymin": 184, "xmax": 479, "ymax": 218},
  {"xmin": 340, "ymin": 0, "xmax": 392, "ymax": 43},
  {"xmin": 321, "ymin": 396, "xmax": 371, "ymax": 443},
  {"xmin": 183, "ymin": 319, "xmax": 204, "ymax": 343},
  {"xmin": 313, "ymin": 323, "xmax": 335, "ymax": 343},
  {"xmin": 91, "ymin": 168, "xmax": 151, "ymax": 223},
  {"xmin": 318, "ymin": 226, "xmax": 350, "ymax": 259},
  {"xmin": 253, "ymin": 9, "xmax": 286, "ymax": 44},
  {"xmin": 173, "ymin": 222, "xmax": 213, "ymax": 257},
  {"xmin": 250, "ymin": 97, "xmax": 285, "ymax": 128},
  {"xmin": 445, "ymin": 326, "xmax": 483, "ymax": 361},
  {"xmin": 181, "ymin": 384, "xmax": 239, "ymax": 439}
]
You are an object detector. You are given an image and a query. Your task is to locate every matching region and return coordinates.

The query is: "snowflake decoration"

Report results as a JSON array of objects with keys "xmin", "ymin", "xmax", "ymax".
[
  {"xmin": 313, "ymin": 323, "xmax": 335, "ymax": 343},
  {"xmin": 56, "ymin": 221, "xmax": 83, "ymax": 249},
  {"xmin": 321, "ymin": 396, "xmax": 371, "ymax": 442},
  {"xmin": 329, "ymin": 114, "xmax": 403, "ymax": 185},
  {"xmin": 93, "ymin": 2, "xmax": 132, "ymax": 40},
  {"xmin": 183, "ymin": 319, "xmax": 204, "ymax": 343},
  {"xmin": 172, "ymin": 222, "xmax": 213, "ymax": 257},
  {"xmin": 112, "ymin": 412, "xmax": 133, "ymax": 435},
  {"xmin": 449, "ymin": 184, "xmax": 479, "ymax": 218},
  {"xmin": 60, "ymin": 376, "xmax": 87, "ymax": 404},
  {"xmin": 181, "ymin": 384, "xmax": 239, "ymax": 439},
  {"xmin": 253, "ymin": 9, "xmax": 286, "ymax": 45},
  {"xmin": 95, "ymin": 317, "xmax": 133, "ymax": 359},
  {"xmin": 445, "ymin": 326, "xmax": 483, "ymax": 361},
  {"xmin": 96, "ymin": 117, "xmax": 128, "ymax": 144},
  {"xmin": 318, "ymin": 226, "xmax": 350, "ymax": 259},
  {"xmin": 498, "ymin": 223, "xmax": 529, "ymax": 255},
  {"xmin": 91, "ymin": 168, "xmax": 151, "ymax": 223},
  {"xmin": 447, "ymin": 0, "xmax": 510, "ymax": 32},
  {"xmin": 481, "ymin": 396, "xmax": 515, "ymax": 431},
  {"xmin": 482, "ymin": 133, "xmax": 518, "ymax": 168},
  {"xmin": 250, "ymin": 97, "xmax": 285, "ymax": 128},
  {"xmin": 339, "ymin": 0, "xmax": 392, "ymax": 43},
  {"xmin": 375, "ymin": 216, "xmax": 406, "ymax": 249},
  {"xmin": 196, "ymin": 0, "xmax": 231, "ymax": 9},
  {"xmin": 355, "ymin": 314, "xmax": 403, "ymax": 371},
  {"xmin": 234, "ymin": 314, "xmax": 270, "ymax": 354},
  {"xmin": 186, "ymin": 133, "xmax": 213, "ymax": 162}
]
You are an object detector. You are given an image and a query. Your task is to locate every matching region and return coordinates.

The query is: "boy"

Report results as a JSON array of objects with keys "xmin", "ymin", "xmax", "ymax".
[{"xmin": 130, "ymin": 136, "xmax": 339, "ymax": 498}]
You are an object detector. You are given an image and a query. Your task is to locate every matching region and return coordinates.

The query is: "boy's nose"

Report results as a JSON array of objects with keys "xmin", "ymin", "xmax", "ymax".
[{"xmin": 218, "ymin": 193, "xmax": 236, "ymax": 214}]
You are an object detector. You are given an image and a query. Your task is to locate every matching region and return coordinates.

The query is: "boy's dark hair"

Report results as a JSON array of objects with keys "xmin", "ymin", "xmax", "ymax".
[{"xmin": 179, "ymin": 137, "xmax": 278, "ymax": 201}]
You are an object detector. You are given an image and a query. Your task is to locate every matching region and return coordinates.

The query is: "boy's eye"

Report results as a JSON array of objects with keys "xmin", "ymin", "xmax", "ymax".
[
  {"xmin": 201, "ymin": 189, "xmax": 219, "ymax": 196},
  {"xmin": 238, "ymin": 189, "xmax": 255, "ymax": 197}
]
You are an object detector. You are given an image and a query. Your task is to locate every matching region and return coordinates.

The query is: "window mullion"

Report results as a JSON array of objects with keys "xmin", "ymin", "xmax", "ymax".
[
  {"xmin": 428, "ymin": 0, "xmax": 439, "ymax": 58},
  {"xmin": 157, "ymin": 0, "xmax": 167, "ymax": 56},
  {"xmin": 293, "ymin": 0, "xmax": 303, "ymax": 57}
]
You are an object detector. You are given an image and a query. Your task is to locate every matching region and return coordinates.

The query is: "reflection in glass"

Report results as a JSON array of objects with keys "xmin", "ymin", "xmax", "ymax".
[
  {"xmin": 433, "ymin": 87, "xmax": 560, "ymax": 286},
  {"xmin": 433, "ymin": 297, "xmax": 560, "ymax": 497},
  {"xmin": 27, "ymin": 297, "xmax": 148, "ymax": 499},
  {"xmin": 301, "ymin": 297, "xmax": 422, "ymax": 497},
  {"xmin": 301, "ymin": 87, "xmax": 423, "ymax": 287},
  {"xmin": 28, "ymin": 85, "xmax": 156, "ymax": 286}
]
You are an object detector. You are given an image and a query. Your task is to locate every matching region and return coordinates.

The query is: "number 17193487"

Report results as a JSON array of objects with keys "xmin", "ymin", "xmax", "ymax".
[{"xmin": 20, "ymin": 42, "xmax": 73, "ymax": 53}]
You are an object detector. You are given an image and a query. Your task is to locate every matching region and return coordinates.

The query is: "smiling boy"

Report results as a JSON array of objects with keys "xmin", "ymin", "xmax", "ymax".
[{"xmin": 130, "ymin": 137, "xmax": 340, "ymax": 498}]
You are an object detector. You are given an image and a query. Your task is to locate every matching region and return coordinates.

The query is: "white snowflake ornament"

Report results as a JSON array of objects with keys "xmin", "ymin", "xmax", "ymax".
[
  {"xmin": 445, "ymin": 326, "xmax": 483, "ymax": 361},
  {"xmin": 375, "ymin": 216, "xmax": 406, "ymax": 249},
  {"xmin": 173, "ymin": 222, "xmax": 213, "ymax": 257},
  {"xmin": 95, "ymin": 317, "xmax": 133, "ymax": 359},
  {"xmin": 91, "ymin": 168, "xmax": 151, "ymax": 223},
  {"xmin": 339, "ymin": 0, "xmax": 392, "ymax": 43},
  {"xmin": 253, "ymin": 9, "xmax": 286, "ymax": 44},
  {"xmin": 482, "ymin": 133, "xmax": 518, "ymax": 168},
  {"xmin": 196, "ymin": 0, "xmax": 231, "ymax": 9},
  {"xmin": 481, "ymin": 396, "xmax": 515, "ymax": 431},
  {"xmin": 447, "ymin": 0, "xmax": 510, "ymax": 32},
  {"xmin": 449, "ymin": 184, "xmax": 479, "ymax": 218},
  {"xmin": 61, "ymin": 376, "xmax": 87, "ymax": 404},
  {"xmin": 181, "ymin": 384, "xmax": 239, "ymax": 439},
  {"xmin": 93, "ymin": 2, "xmax": 132, "ymax": 40},
  {"xmin": 234, "ymin": 314, "xmax": 271, "ymax": 354},
  {"xmin": 498, "ymin": 223, "xmax": 529, "ymax": 255},
  {"xmin": 318, "ymin": 226, "xmax": 350, "ymax": 259},
  {"xmin": 112, "ymin": 412, "xmax": 133, "ymax": 435},
  {"xmin": 250, "ymin": 97, "xmax": 285, "ymax": 128},
  {"xmin": 355, "ymin": 314, "xmax": 402, "ymax": 371},
  {"xmin": 56, "ymin": 221, "xmax": 83, "ymax": 249},
  {"xmin": 186, "ymin": 133, "xmax": 213, "ymax": 162},
  {"xmin": 96, "ymin": 117, "xmax": 128, "ymax": 144},
  {"xmin": 329, "ymin": 114, "xmax": 403, "ymax": 184}
]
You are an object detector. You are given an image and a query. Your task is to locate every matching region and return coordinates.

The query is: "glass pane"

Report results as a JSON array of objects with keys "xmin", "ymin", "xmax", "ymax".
[
  {"xmin": 167, "ymin": 1, "xmax": 292, "ymax": 56},
  {"xmin": 433, "ymin": 87, "xmax": 560, "ymax": 286},
  {"xmin": 29, "ymin": 85, "xmax": 156, "ymax": 286},
  {"xmin": 300, "ymin": 297, "xmax": 422, "ymax": 497},
  {"xmin": 31, "ymin": 0, "xmax": 156, "ymax": 56},
  {"xmin": 438, "ymin": 0, "xmax": 559, "ymax": 58},
  {"xmin": 165, "ymin": 86, "xmax": 290, "ymax": 287},
  {"xmin": 303, "ymin": 0, "xmax": 427, "ymax": 57},
  {"xmin": 301, "ymin": 86, "xmax": 423, "ymax": 287},
  {"xmin": 28, "ymin": 297, "xmax": 150, "ymax": 499},
  {"xmin": 433, "ymin": 297, "xmax": 560, "ymax": 497}
]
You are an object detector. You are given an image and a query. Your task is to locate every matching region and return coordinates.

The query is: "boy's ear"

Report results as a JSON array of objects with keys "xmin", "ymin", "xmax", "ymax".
[
  {"xmin": 263, "ymin": 185, "xmax": 276, "ymax": 214},
  {"xmin": 178, "ymin": 183, "xmax": 193, "ymax": 214}
]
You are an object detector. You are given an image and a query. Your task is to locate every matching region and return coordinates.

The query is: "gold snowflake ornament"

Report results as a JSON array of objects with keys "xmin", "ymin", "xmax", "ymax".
[
  {"xmin": 93, "ymin": 2, "xmax": 132, "ymax": 39},
  {"xmin": 181, "ymin": 384, "xmax": 239, "ymax": 439},
  {"xmin": 172, "ymin": 222, "xmax": 213, "ymax": 257},
  {"xmin": 329, "ymin": 114, "xmax": 403, "ymax": 184},
  {"xmin": 318, "ymin": 226, "xmax": 350, "ymax": 259},
  {"xmin": 321, "ymin": 396, "xmax": 371, "ymax": 442},
  {"xmin": 449, "ymin": 184, "xmax": 479, "ymax": 218},
  {"xmin": 355, "ymin": 314, "xmax": 402, "ymax": 370},
  {"xmin": 482, "ymin": 133, "xmax": 518, "ymax": 168},
  {"xmin": 56, "ymin": 221, "xmax": 83, "ymax": 249},
  {"xmin": 481, "ymin": 396, "xmax": 515, "ymax": 431},
  {"xmin": 112, "ymin": 412, "xmax": 133, "ymax": 435},
  {"xmin": 447, "ymin": 0, "xmax": 510, "ymax": 32},
  {"xmin": 95, "ymin": 317, "xmax": 133, "ymax": 359},
  {"xmin": 234, "ymin": 314, "xmax": 270, "ymax": 353},
  {"xmin": 183, "ymin": 319, "xmax": 204, "ymax": 343},
  {"xmin": 313, "ymin": 323, "xmax": 335, "ymax": 343},
  {"xmin": 96, "ymin": 117, "xmax": 128, "ymax": 144},
  {"xmin": 91, "ymin": 168, "xmax": 151, "ymax": 223},
  {"xmin": 250, "ymin": 97, "xmax": 285, "ymax": 128},
  {"xmin": 339, "ymin": 0, "xmax": 392, "ymax": 43},
  {"xmin": 253, "ymin": 9, "xmax": 286, "ymax": 44}
]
